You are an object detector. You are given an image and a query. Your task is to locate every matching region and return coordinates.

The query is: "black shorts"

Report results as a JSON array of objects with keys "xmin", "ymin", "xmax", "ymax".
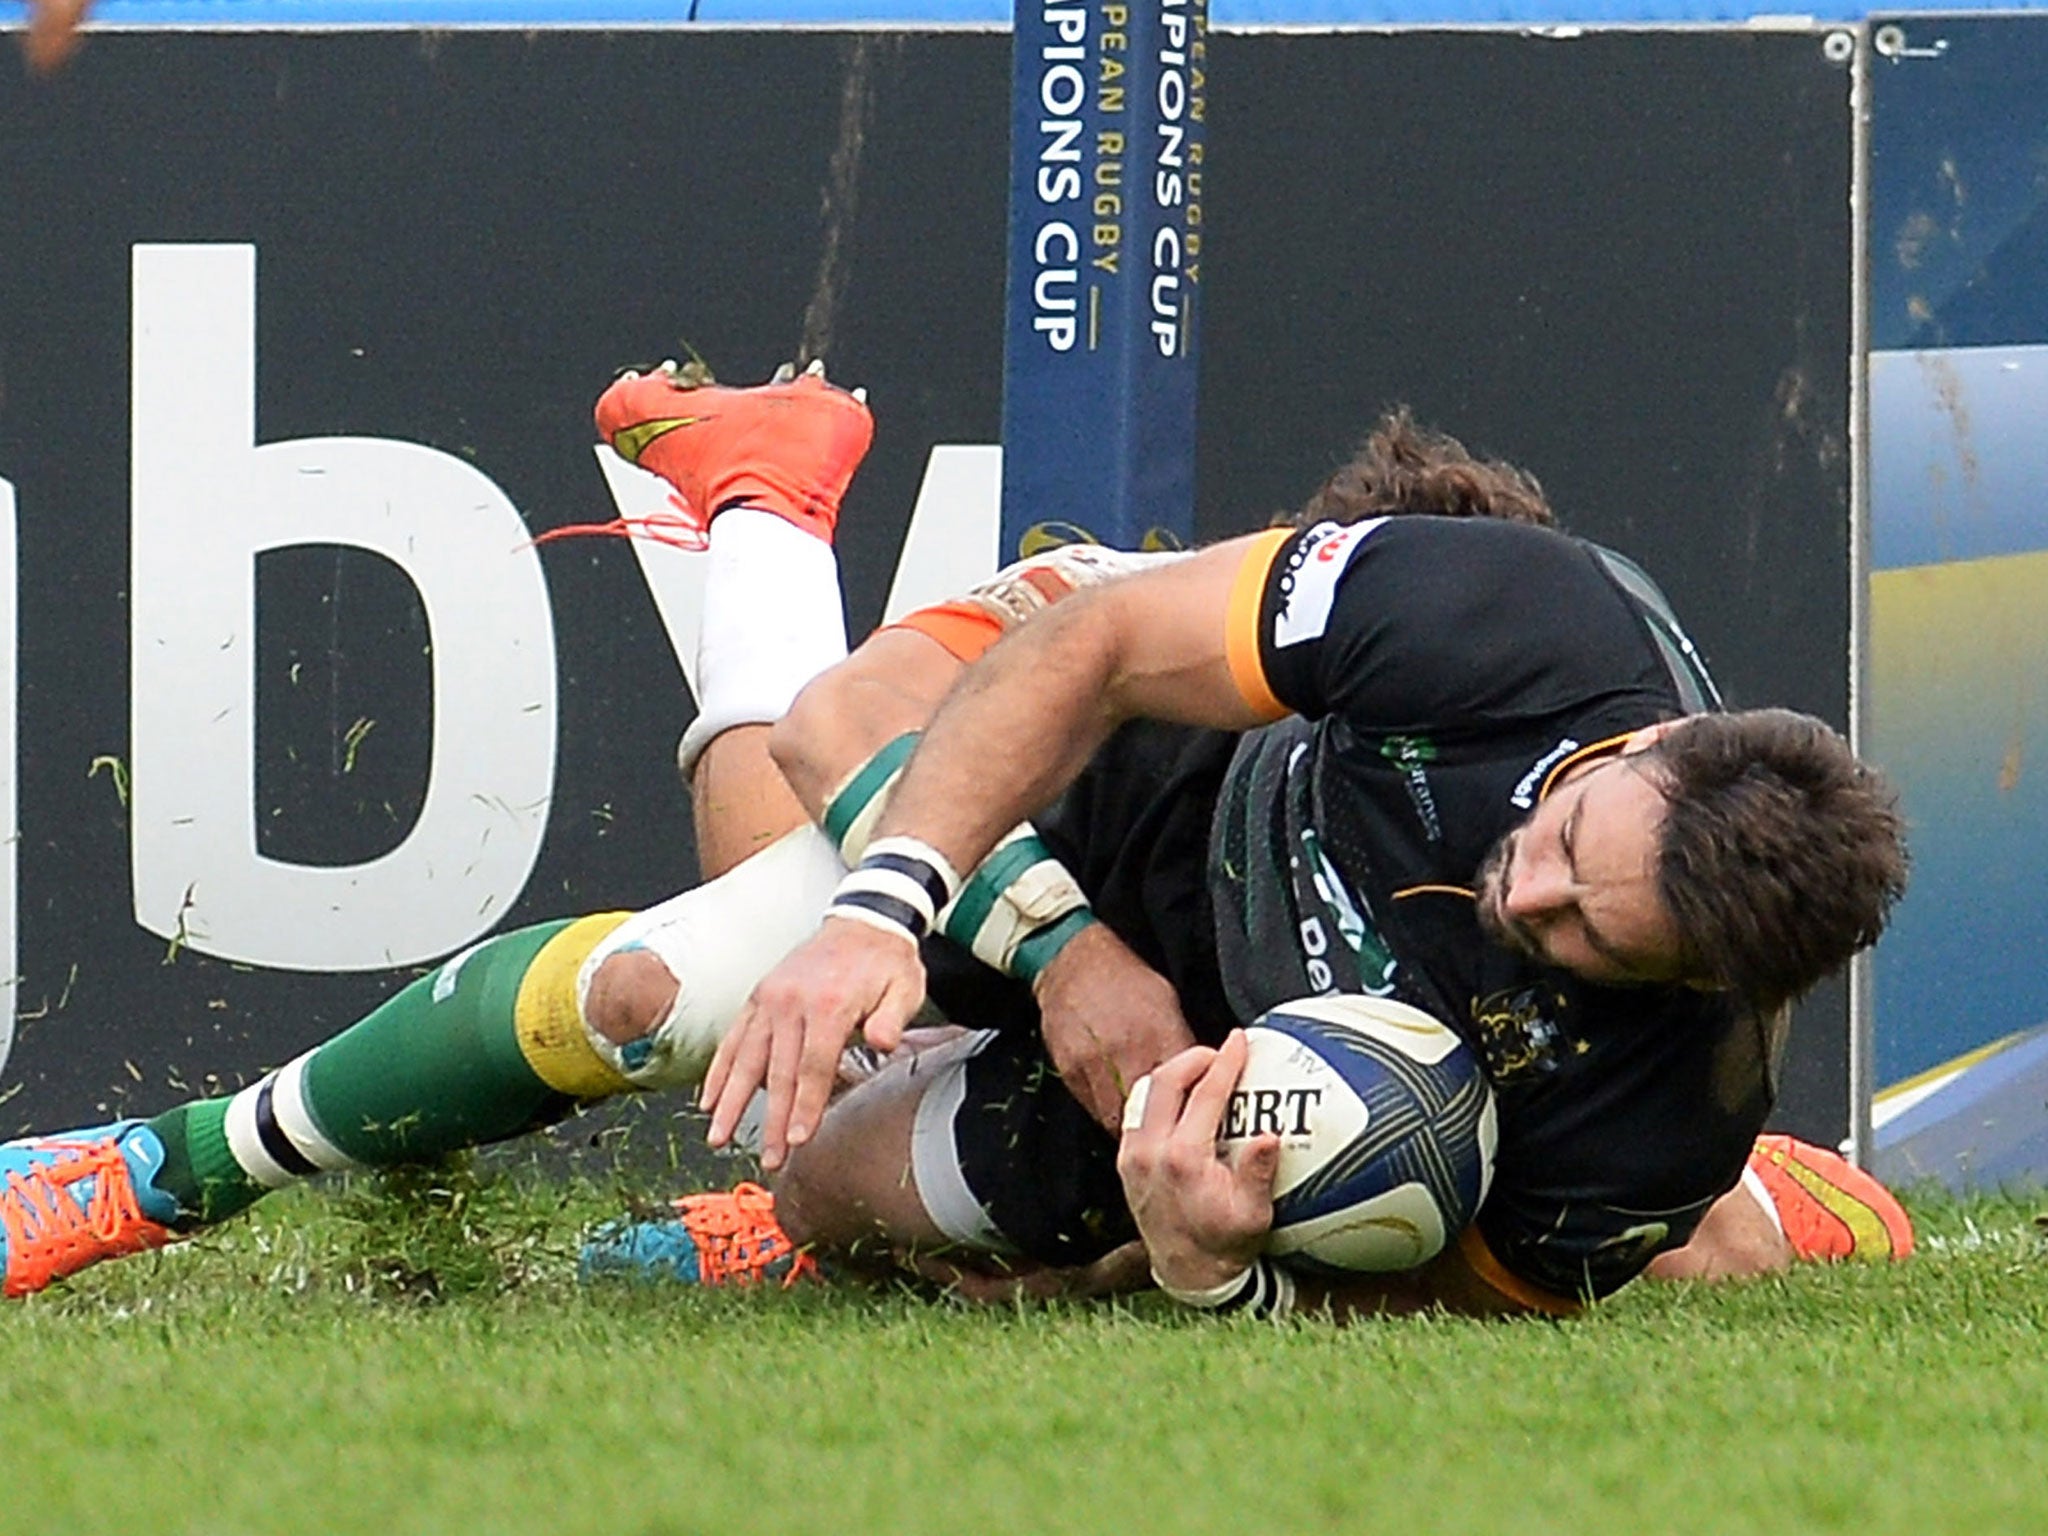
[
  {"xmin": 911, "ymin": 720, "xmax": 1242, "ymax": 1267},
  {"xmin": 910, "ymin": 1026, "xmax": 1132, "ymax": 1267}
]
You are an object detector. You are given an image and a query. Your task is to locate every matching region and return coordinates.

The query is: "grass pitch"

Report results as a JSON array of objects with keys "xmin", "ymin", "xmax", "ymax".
[{"xmin": 3, "ymin": 1165, "xmax": 2043, "ymax": 1536}]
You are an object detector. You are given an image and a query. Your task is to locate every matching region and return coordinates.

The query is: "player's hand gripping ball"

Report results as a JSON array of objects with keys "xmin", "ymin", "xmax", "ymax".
[{"xmin": 1221, "ymin": 994, "xmax": 1497, "ymax": 1274}]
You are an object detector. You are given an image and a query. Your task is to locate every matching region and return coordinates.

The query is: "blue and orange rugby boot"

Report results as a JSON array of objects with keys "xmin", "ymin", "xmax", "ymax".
[
  {"xmin": 579, "ymin": 1181, "xmax": 818, "ymax": 1288},
  {"xmin": 1, "ymin": 1120, "xmax": 182, "ymax": 1297}
]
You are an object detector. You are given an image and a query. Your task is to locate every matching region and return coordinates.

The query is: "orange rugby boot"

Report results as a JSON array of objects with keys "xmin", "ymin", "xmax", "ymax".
[
  {"xmin": 591, "ymin": 359, "xmax": 873, "ymax": 546},
  {"xmin": 1747, "ymin": 1133, "xmax": 1914, "ymax": 1263}
]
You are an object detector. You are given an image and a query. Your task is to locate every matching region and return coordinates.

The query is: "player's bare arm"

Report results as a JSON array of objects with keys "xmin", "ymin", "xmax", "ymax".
[
  {"xmin": 705, "ymin": 536, "xmax": 1274, "ymax": 1164},
  {"xmin": 879, "ymin": 532, "xmax": 1279, "ymax": 856},
  {"xmin": 767, "ymin": 623, "xmax": 1195, "ymax": 1133}
]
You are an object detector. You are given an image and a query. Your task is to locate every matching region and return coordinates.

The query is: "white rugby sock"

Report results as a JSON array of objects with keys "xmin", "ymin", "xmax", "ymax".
[
  {"xmin": 221, "ymin": 1053, "xmax": 361, "ymax": 1190},
  {"xmin": 679, "ymin": 507, "xmax": 849, "ymax": 776}
]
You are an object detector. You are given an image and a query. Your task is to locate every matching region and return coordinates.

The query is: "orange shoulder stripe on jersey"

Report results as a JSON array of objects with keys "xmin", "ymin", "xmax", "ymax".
[
  {"xmin": 1457, "ymin": 1225, "xmax": 1582, "ymax": 1317},
  {"xmin": 1224, "ymin": 528, "xmax": 1294, "ymax": 722},
  {"xmin": 1536, "ymin": 732, "xmax": 1638, "ymax": 802},
  {"xmin": 882, "ymin": 602, "xmax": 1007, "ymax": 664}
]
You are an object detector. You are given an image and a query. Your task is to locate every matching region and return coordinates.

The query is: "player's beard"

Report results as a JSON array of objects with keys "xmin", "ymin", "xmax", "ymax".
[{"xmin": 1472, "ymin": 831, "xmax": 1535, "ymax": 959}]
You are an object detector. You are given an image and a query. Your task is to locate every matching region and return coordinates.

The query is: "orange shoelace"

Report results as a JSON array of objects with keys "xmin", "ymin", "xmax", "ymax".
[
  {"xmin": 2, "ymin": 1139, "xmax": 170, "ymax": 1297},
  {"xmin": 531, "ymin": 504, "xmax": 709, "ymax": 553},
  {"xmin": 673, "ymin": 1182, "xmax": 818, "ymax": 1287}
]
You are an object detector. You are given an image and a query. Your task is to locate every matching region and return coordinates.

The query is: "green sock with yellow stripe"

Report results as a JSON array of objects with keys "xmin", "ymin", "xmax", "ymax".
[{"xmin": 147, "ymin": 916, "xmax": 633, "ymax": 1226}]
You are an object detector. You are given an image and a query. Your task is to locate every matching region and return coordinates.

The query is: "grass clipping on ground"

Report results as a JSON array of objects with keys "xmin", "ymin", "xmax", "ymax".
[
  {"xmin": 325, "ymin": 1157, "xmax": 573, "ymax": 1301},
  {"xmin": 3, "ymin": 1170, "xmax": 2046, "ymax": 1536}
]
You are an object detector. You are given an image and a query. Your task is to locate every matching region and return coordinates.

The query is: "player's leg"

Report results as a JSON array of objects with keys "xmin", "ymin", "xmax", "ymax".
[
  {"xmin": 0, "ymin": 772, "xmax": 850, "ymax": 1302},
  {"xmin": 596, "ymin": 358, "xmax": 1082, "ymax": 876},
  {"xmin": 586, "ymin": 359, "xmax": 943, "ymax": 1098},
  {"xmin": 0, "ymin": 808, "xmax": 864, "ymax": 1302},
  {"xmin": 4, "ymin": 365, "xmax": 917, "ymax": 1298},
  {"xmin": 0, "ymin": 915, "xmax": 632, "ymax": 1296},
  {"xmin": 770, "ymin": 542, "xmax": 1184, "ymax": 822},
  {"xmin": 582, "ymin": 558, "xmax": 1180, "ymax": 1088},
  {"xmin": 585, "ymin": 1024, "xmax": 1148, "ymax": 1298},
  {"xmin": 578, "ymin": 372, "xmax": 1186, "ymax": 1274},
  {"xmin": 689, "ymin": 727, "xmax": 803, "ymax": 881},
  {"xmin": 677, "ymin": 502, "xmax": 842, "ymax": 876},
  {"xmin": 770, "ymin": 1031, "xmax": 997, "ymax": 1260},
  {"xmin": 591, "ymin": 358, "xmax": 871, "ymax": 879},
  {"xmin": 776, "ymin": 1024, "xmax": 1150, "ymax": 1303},
  {"xmin": 144, "ymin": 918, "xmax": 630, "ymax": 1223},
  {"xmin": 589, "ymin": 591, "xmax": 1211, "ymax": 1287}
]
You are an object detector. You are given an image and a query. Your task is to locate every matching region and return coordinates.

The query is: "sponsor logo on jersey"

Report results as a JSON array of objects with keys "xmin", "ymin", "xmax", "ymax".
[
  {"xmin": 1510, "ymin": 736, "xmax": 1581, "ymax": 810},
  {"xmin": 1380, "ymin": 733, "xmax": 1444, "ymax": 842},
  {"xmin": 1271, "ymin": 517, "xmax": 1386, "ymax": 649},
  {"xmin": 1299, "ymin": 825, "xmax": 1399, "ymax": 995}
]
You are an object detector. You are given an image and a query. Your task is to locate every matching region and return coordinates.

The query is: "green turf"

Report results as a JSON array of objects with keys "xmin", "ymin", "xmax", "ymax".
[{"xmin": 3, "ymin": 1170, "xmax": 2044, "ymax": 1536}]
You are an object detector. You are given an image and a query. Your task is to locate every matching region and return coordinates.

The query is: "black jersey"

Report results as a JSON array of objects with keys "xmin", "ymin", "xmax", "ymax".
[
  {"xmin": 919, "ymin": 514, "xmax": 1772, "ymax": 1301},
  {"xmin": 1210, "ymin": 515, "xmax": 1773, "ymax": 1300}
]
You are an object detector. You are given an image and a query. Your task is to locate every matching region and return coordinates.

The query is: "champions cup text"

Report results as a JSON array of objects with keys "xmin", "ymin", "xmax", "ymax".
[
  {"xmin": 1148, "ymin": 0, "xmax": 1205, "ymax": 356},
  {"xmin": 1030, "ymin": 5, "xmax": 1090, "ymax": 352}
]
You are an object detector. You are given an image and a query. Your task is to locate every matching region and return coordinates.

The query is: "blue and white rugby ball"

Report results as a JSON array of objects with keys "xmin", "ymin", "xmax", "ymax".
[{"xmin": 1223, "ymin": 994, "xmax": 1497, "ymax": 1275}]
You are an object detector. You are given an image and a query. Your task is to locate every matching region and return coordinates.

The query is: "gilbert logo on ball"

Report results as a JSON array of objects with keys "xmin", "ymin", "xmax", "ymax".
[{"xmin": 1223, "ymin": 995, "xmax": 1497, "ymax": 1276}]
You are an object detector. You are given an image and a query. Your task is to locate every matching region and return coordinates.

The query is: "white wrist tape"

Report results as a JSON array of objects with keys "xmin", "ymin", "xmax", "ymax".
[
  {"xmin": 827, "ymin": 836, "xmax": 963, "ymax": 945},
  {"xmin": 822, "ymin": 737, "xmax": 1095, "ymax": 978},
  {"xmin": 937, "ymin": 824, "xmax": 1096, "ymax": 981},
  {"xmin": 1153, "ymin": 1257, "xmax": 1297, "ymax": 1320},
  {"xmin": 1155, "ymin": 1264, "xmax": 1256, "ymax": 1308}
]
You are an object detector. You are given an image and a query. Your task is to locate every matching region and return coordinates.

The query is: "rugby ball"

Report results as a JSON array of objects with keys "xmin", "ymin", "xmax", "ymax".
[{"xmin": 1222, "ymin": 994, "xmax": 1497, "ymax": 1275}]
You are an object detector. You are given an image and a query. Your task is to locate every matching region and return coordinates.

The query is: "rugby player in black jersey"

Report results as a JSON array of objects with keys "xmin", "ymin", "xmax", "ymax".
[{"xmin": 693, "ymin": 392, "xmax": 1911, "ymax": 1318}]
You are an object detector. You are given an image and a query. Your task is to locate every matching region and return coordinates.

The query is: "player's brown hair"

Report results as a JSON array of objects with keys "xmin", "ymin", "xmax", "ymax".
[
  {"xmin": 1290, "ymin": 407, "xmax": 1557, "ymax": 529},
  {"xmin": 1640, "ymin": 709, "xmax": 1908, "ymax": 1015}
]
